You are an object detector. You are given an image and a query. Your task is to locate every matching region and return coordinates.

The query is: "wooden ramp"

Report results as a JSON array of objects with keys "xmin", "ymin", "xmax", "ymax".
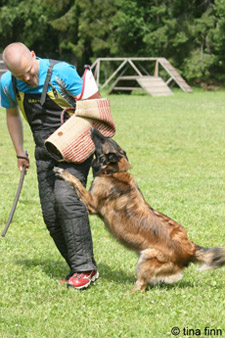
[
  {"xmin": 91, "ymin": 57, "xmax": 192, "ymax": 95},
  {"xmin": 158, "ymin": 57, "xmax": 192, "ymax": 93},
  {"xmin": 109, "ymin": 75, "xmax": 173, "ymax": 96},
  {"xmin": 137, "ymin": 76, "xmax": 173, "ymax": 97}
]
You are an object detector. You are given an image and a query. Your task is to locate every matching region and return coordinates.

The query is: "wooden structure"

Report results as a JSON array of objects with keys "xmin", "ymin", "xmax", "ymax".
[
  {"xmin": 135, "ymin": 76, "xmax": 173, "ymax": 97},
  {"xmin": 0, "ymin": 54, "xmax": 7, "ymax": 78},
  {"xmin": 91, "ymin": 57, "xmax": 192, "ymax": 96}
]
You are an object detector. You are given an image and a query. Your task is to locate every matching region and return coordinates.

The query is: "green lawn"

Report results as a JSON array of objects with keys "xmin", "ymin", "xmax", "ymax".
[{"xmin": 0, "ymin": 89, "xmax": 225, "ymax": 338}]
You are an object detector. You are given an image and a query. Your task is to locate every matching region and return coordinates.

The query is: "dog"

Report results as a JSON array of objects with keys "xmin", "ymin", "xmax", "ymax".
[{"xmin": 54, "ymin": 127, "xmax": 225, "ymax": 293}]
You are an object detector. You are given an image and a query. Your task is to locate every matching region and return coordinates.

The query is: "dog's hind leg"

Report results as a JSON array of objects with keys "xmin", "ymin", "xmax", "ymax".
[
  {"xmin": 130, "ymin": 249, "xmax": 182, "ymax": 293},
  {"xmin": 130, "ymin": 260, "xmax": 155, "ymax": 294},
  {"xmin": 130, "ymin": 249, "xmax": 163, "ymax": 293}
]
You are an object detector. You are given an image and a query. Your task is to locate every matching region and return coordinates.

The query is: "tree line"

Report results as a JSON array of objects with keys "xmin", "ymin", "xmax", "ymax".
[{"xmin": 0, "ymin": 0, "xmax": 225, "ymax": 86}]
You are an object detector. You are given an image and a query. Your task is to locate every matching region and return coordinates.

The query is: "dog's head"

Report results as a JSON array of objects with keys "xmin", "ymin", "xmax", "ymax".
[{"xmin": 91, "ymin": 127, "xmax": 131, "ymax": 176}]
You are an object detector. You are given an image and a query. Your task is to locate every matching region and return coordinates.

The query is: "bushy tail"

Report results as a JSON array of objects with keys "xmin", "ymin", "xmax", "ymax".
[{"xmin": 194, "ymin": 246, "xmax": 225, "ymax": 271}]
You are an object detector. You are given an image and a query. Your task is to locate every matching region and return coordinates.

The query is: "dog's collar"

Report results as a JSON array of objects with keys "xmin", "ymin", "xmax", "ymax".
[
  {"xmin": 106, "ymin": 169, "xmax": 117, "ymax": 174},
  {"xmin": 93, "ymin": 168, "xmax": 128, "ymax": 176},
  {"xmin": 105, "ymin": 169, "xmax": 127, "ymax": 174}
]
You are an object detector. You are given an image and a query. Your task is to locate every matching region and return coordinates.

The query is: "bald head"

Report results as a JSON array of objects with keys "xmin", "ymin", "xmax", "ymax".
[
  {"xmin": 3, "ymin": 42, "xmax": 33, "ymax": 70},
  {"xmin": 3, "ymin": 42, "xmax": 39, "ymax": 87}
]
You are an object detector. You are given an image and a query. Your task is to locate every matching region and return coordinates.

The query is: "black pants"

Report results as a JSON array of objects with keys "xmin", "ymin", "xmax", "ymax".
[{"xmin": 33, "ymin": 129, "xmax": 97, "ymax": 274}]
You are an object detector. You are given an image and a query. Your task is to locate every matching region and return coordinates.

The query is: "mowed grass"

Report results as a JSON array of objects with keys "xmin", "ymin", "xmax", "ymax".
[{"xmin": 0, "ymin": 89, "xmax": 225, "ymax": 338}]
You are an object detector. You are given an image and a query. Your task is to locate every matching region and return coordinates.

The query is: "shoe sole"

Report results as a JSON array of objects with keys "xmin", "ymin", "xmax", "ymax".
[{"xmin": 67, "ymin": 271, "xmax": 99, "ymax": 290}]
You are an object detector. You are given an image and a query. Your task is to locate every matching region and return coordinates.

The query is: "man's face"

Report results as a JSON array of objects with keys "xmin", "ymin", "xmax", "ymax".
[{"xmin": 11, "ymin": 51, "xmax": 39, "ymax": 87}]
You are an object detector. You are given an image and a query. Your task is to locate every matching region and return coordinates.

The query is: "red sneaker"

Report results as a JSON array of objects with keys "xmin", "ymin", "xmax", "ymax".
[{"xmin": 67, "ymin": 270, "xmax": 99, "ymax": 289}]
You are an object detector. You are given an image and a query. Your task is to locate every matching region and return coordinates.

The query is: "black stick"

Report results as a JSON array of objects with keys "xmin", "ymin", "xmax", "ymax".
[{"xmin": 2, "ymin": 152, "xmax": 28, "ymax": 237}]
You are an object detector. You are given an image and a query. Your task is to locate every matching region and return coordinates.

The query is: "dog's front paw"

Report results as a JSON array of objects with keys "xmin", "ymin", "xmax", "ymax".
[{"xmin": 53, "ymin": 167, "xmax": 65, "ymax": 178}]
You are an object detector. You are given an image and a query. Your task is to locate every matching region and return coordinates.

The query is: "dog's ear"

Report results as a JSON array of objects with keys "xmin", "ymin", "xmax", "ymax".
[
  {"xmin": 102, "ymin": 139, "xmax": 127, "ymax": 156},
  {"xmin": 91, "ymin": 127, "xmax": 105, "ymax": 143},
  {"xmin": 102, "ymin": 141, "xmax": 117, "ymax": 155}
]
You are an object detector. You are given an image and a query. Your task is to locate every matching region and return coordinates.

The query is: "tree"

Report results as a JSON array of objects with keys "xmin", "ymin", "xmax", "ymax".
[
  {"xmin": 1, "ymin": 0, "xmax": 225, "ymax": 84},
  {"xmin": 0, "ymin": 0, "xmax": 59, "ymax": 57}
]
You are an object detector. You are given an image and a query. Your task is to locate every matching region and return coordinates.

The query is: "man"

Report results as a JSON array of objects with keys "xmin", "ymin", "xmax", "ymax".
[{"xmin": 0, "ymin": 42, "xmax": 99, "ymax": 289}]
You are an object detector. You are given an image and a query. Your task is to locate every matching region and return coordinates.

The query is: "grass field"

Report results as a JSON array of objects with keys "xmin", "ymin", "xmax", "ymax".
[{"xmin": 0, "ymin": 89, "xmax": 225, "ymax": 338}]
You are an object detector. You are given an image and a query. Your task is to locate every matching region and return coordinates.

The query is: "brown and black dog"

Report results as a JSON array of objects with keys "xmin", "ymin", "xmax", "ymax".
[{"xmin": 54, "ymin": 128, "xmax": 225, "ymax": 293}]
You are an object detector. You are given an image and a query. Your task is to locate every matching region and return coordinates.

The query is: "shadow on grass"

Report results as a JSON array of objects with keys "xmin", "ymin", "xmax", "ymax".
[
  {"xmin": 15, "ymin": 258, "xmax": 68, "ymax": 279},
  {"xmin": 147, "ymin": 280, "xmax": 195, "ymax": 291},
  {"xmin": 15, "ymin": 258, "xmax": 224, "ymax": 291},
  {"xmin": 97, "ymin": 262, "xmax": 135, "ymax": 284},
  {"xmin": 15, "ymin": 258, "xmax": 135, "ymax": 284}
]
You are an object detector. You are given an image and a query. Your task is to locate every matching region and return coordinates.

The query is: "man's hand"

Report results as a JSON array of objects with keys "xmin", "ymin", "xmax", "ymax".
[{"xmin": 17, "ymin": 152, "xmax": 30, "ymax": 172}]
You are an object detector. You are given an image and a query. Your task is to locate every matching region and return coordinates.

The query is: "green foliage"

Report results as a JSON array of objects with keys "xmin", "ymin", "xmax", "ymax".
[
  {"xmin": 181, "ymin": 8, "xmax": 216, "ymax": 84},
  {"xmin": 0, "ymin": 0, "xmax": 58, "ymax": 58},
  {"xmin": 208, "ymin": 0, "xmax": 225, "ymax": 82},
  {"xmin": 0, "ymin": 90, "xmax": 225, "ymax": 337},
  {"xmin": 183, "ymin": 50, "xmax": 216, "ymax": 84},
  {"xmin": 110, "ymin": 0, "xmax": 147, "ymax": 56},
  {"xmin": 1, "ymin": 0, "xmax": 225, "ymax": 83}
]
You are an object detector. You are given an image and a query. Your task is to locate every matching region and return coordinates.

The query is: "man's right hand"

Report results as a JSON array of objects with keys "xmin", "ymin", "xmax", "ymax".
[{"xmin": 17, "ymin": 152, "xmax": 30, "ymax": 172}]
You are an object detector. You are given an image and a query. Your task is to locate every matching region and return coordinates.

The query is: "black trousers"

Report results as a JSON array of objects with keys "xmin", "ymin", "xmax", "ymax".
[{"xmin": 33, "ymin": 129, "xmax": 97, "ymax": 274}]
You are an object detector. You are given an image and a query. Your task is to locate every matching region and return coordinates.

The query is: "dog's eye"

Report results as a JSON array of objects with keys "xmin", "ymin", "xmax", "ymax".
[
  {"xmin": 100, "ymin": 155, "xmax": 107, "ymax": 165},
  {"xmin": 108, "ymin": 153, "xmax": 118, "ymax": 162},
  {"xmin": 120, "ymin": 150, "xmax": 128, "ymax": 161}
]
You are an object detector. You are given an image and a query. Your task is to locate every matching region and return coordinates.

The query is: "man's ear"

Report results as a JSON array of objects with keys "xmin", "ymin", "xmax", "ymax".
[{"xmin": 31, "ymin": 50, "xmax": 36, "ymax": 59}]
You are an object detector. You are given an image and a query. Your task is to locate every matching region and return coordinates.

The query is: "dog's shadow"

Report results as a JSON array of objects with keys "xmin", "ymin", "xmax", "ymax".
[
  {"xmin": 93, "ymin": 264, "xmax": 195, "ymax": 290},
  {"xmin": 97, "ymin": 262, "xmax": 135, "ymax": 284},
  {"xmin": 15, "ymin": 258, "xmax": 207, "ymax": 290}
]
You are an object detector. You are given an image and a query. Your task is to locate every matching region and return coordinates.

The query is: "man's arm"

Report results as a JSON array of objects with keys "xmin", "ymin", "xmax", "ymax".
[{"xmin": 6, "ymin": 107, "xmax": 30, "ymax": 171}]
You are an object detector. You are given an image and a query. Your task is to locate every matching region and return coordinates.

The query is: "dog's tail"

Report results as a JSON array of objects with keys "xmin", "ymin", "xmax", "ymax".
[{"xmin": 193, "ymin": 245, "xmax": 225, "ymax": 271}]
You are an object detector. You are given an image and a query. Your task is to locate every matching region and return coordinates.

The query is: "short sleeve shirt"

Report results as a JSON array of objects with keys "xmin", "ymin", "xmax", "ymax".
[{"xmin": 0, "ymin": 58, "xmax": 83, "ymax": 108}]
